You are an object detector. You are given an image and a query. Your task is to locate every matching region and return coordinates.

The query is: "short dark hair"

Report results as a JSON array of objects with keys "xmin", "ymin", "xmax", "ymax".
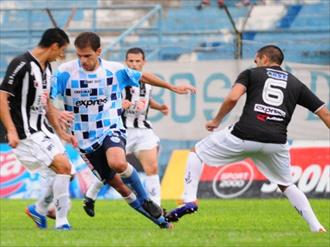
[
  {"xmin": 74, "ymin": 32, "xmax": 101, "ymax": 51},
  {"xmin": 125, "ymin": 47, "xmax": 145, "ymax": 60},
  {"xmin": 38, "ymin": 28, "xmax": 70, "ymax": 48},
  {"xmin": 257, "ymin": 45, "xmax": 284, "ymax": 65}
]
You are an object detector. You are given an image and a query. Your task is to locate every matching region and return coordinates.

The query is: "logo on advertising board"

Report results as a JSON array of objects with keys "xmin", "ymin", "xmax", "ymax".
[
  {"xmin": 198, "ymin": 146, "xmax": 329, "ymax": 199},
  {"xmin": 0, "ymin": 146, "xmax": 28, "ymax": 198},
  {"xmin": 261, "ymin": 147, "xmax": 330, "ymax": 196},
  {"xmin": 212, "ymin": 161, "xmax": 254, "ymax": 199}
]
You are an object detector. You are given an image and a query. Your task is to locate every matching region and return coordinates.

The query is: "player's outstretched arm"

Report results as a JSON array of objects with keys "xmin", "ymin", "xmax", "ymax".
[
  {"xmin": 316, "ymin": 106, "xmax": 330, "ymax": 129},
  {"xmin": 140, "ymin": 72, "xmax": 196, "ymax": 94},
  {"xmin": 149, "ymin": 98, "xmax": 169, "ymax": 115},
  {"xmin": 0, "ymin": 91, "xmax": 20, "ymax": 148},
  {"xmin": 206, "ymin": 83, "xmax": 246, "ymax": 132}
]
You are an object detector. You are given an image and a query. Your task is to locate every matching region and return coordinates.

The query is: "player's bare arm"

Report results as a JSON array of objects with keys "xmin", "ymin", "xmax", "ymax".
[
  {"xmin": 122, "ymin": 99, "xmax": 145, "ymax": 112},
  {"xmin": 149, "ymin": 98, "xmax": 169, "ymax": 115},
  {"xmin": 315, "ymin": 106, "xmax": 330, "ymax": 128},
  {"xmin": 140, "ymin": 71, "xmax": 196, "ymax": 94},
  {"xmin": 56, "ymin": 110, "xmax": 74, "ymax": 131},
  {"xmin": 46, "ymin": 101, "xmax": 78, "ymax": 147},
  {"xmin": 206, "ymin": 83, "xmax": 246, "ymax": 132},
  {"xmin": 0, "ymin": 91, "xmax": 20, "ymax": 148}
]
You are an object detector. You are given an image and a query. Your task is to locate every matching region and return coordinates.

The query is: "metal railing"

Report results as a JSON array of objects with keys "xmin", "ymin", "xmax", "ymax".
[
  {"xmin": 102, "ymin": 4, "xmax": 162, "ymax": 60},
  {"xmin": 0, "ymin": 3, "xmax": 163, "ymax": 76}
]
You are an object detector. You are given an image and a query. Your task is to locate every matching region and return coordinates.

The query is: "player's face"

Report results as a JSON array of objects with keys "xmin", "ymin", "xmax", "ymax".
[
  {"xmin": 49, "ymin": 43, "xmax": 68, "ymax": 62},
  {"xmin": 125, "ymin": 53, "xmax": 145, "ymax": 71},
  {"xmin": 76, "ymin": 46, "xmax": 101, "ymax": 71}
]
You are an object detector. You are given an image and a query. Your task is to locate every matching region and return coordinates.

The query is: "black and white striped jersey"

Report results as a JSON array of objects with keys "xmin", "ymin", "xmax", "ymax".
[
  {"xmin": 232, "ymin": 66, "xmax": 325, "ymax": 144},
  {"xmin": 122, "ymin": 82, "xmax": 152, "ymax": 129},
  {"xmin": 0, "ymin": 52, "xmax": 54, "ymax": 139}
]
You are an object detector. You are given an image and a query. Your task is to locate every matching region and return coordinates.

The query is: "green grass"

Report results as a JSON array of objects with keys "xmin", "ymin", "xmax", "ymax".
[{"xmin": 1, "ymin": 199, "xmax": 329, "ymax": 247}]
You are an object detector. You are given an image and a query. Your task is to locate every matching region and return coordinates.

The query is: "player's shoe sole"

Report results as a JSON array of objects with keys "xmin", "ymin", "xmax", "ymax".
[
  {"xmin": 25, "ymin": 204, "xmax": 47, "ymax": 229},
  {"xmin": 83, "ymin": 196, "xmax": 95, "ymax": 217},
  {"xmin": 165, "ymin": 202, "xmax": 198, "ymax": 222}
]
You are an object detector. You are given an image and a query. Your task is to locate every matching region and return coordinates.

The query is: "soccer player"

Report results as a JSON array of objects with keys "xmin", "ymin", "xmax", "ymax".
[
  {"xmin": 84, "ymin": 47, "xmax": 169, "ymax": 209},
  {"xmin": 50, "ymin": 32, "xmax": 196, "ymax": 228},
  {"xmin": 165, "ymin": 45, "xmax": 329, "ymax": 232},
  {"xmin": 122, "ymin": 47, "xmax": 169, "ymax": 206},
  {"xmin": 0, "ymin": 28, "xmax": 76, "ymax": 230}
]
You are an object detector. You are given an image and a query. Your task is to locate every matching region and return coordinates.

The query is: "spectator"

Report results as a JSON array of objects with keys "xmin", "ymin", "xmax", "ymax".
[
  {"xmin": 196, "ymin": 0, "xmax": 225, "ymax": 10},
  {"xmin": 196, "ymin": 0, "xmax": 256, "ymax": 9}
]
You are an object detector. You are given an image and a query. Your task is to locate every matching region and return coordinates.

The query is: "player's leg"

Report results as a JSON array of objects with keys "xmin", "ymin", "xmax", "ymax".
[
  {"xmin": 104, "ymin": 135, "xmax": 150, "ymax": 205},
  {"xmin": 49, "ymin": 153, "xmax": 72, "ymax": 230},
  {"xmin": 106, "ymin": 143, "xmax": 170, "ymax": 224},
  {"xmin": 81, "ymin": 151, "xmax": 116, "ymax": 218},
  {"xmin": 280, "ymin": 184, "xmax": 326, "ymax": 232},
  {"xmin": 15, "ymin": 132, "xmax": 72, "ymax": 230},
  {"xmin": 46, "ymin": 166, "xmax": 75, "ymax": 220},
  {"xmin": 104, "ymin": 134, "xmax": 170, "ymax": 224},
  {"xmin": 107, "ymin": 147, "xmax": 162, "ymax": 216},
  {"xmin": 106, "ymin": 173, "xmax": 171, "ymax": 228},
  {"xmin": 137, "ymin": 148, "xmax": 161, "ymax": 205},
  {"xmin": 84, "ymin": 149, "xmax": 171, "ymax": 228},
  {"xmin": 25, "ymin": 170, "xmax": 55, "ymax": 228},
  {"xmin": 255, "ymin": 142, "xmax": 326, "ymax": 232},
  {"xmin": 83, "ymin": 176, "xmax": 104, "ymax": 217},
  {"xmin": 37, "ymin": 170, "xmax": 55, "ymax": 217},
  {"xmin": 134, "ymin": 129, "xmax": 161, "ymax": 206},
  {"xmin": 13, "ymin": 138, "xmax": 48, "ymax": 228},
  {"xmin": 165, "ymin": 148, "xmax": 202, "ymax": 222},
  {"xmin": 85, "ymin": 178, "xmax": 104, "ymax": 202},
  {"xmin": 44, "ymin": 133, "xmax": 72, "ymax": 230},
  {"xmin": 166, "ymin": 127, "xmax": 245, "ymax": 222},
  {"xmin": 81, "ymin": 147, "xmax": 142, "ymax": 218},
  {"xmin": 80, "ymin": 152, "xmax": 105, "ymax": 217}
]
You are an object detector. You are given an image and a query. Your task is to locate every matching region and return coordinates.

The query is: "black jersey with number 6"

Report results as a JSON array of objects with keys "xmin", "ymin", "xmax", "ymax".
[{"xmin": 231, "ymin": 66, "xmax": 325, "ymax": 144}]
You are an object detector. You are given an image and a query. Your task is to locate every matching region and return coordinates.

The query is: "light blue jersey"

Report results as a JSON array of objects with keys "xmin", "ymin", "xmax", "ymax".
[{"xmin": 51, "ymin": 58, "xmax": 141, "ymax": 153}]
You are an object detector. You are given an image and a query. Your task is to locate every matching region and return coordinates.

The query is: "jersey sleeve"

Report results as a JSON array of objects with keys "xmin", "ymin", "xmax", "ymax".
[
  {"xmin": 116, "ymin": 67, "xmax": 141, "ymax": 91},
  {"xmin": 234, "ymin": 69, "xmax": 250, "ymax": 87},
  {"xmin": 297, "ymin": 83, "xmax": 325, "ymax": 113},
  {"xmin": 0, "ymin": 57, "xmax": 27, "ymax": 96},
  {"xmin": 50, "ymin": 70, "xmax": 70, "ymax": 99}
]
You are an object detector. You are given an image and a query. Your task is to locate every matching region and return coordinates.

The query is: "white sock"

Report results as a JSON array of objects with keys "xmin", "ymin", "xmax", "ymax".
[
  {"xmin": 123, "ymin": 192, "xmax": 137, "ymax": 204},
  {"xmin": 119, "ymin": 163, "xmax": 133, "ymax": 178},
  {"xmin": 86, "ymin": 179, "xmax": 103, "ymax": 201},
  {"xmin": 53, "ymin": 174, "xmax": 71, "ymax": 227},
  {"xmin": 145, "ymin": 175, "xmax": 161, "ymax": 206},
  {"xmin": 283, "ymin": 184, "xmax": 323, "ymax": 232},
  {"xmin": 36, "ymin": 175, "xmax": 55, "ymax": 215},
  {"xmin": 183, "ymin": 152, "xmax": 204, "ymax": 203}
]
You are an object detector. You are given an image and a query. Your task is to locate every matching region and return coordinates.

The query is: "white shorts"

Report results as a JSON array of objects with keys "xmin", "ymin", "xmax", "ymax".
[
  {"xmin": 126, "ymin": 128, "xmax": 160, "ymax": 155},
  {"xmin": 195, "ymin": 126, "xmax": 293, "ymax": 186},
  {"xmin": 13, "ymin": 131, "xmax": 66, "ymax": 172}
]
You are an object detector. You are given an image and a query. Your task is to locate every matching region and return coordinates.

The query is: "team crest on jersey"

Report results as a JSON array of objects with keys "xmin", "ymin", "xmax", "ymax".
[
  {"xmin": 110, "ymin": 136, "xmax": 120, "ymax": 143},
  {"xmin": 130, "ymin": 88, "xmax": 135, "ymax": 94},
  {"xmin": 34, "ymin": 80, "xmax": 39, "ymax": 88}
]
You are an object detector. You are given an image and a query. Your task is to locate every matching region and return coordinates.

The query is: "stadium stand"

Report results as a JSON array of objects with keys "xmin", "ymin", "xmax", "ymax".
[{"xmin": 0, "ymin": 0, "xmax": 329, "ymax": 77}]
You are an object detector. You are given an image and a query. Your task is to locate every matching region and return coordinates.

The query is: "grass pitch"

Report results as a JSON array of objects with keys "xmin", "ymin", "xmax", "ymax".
[{"xmin": 0, "ymin": 199, "xmax": 329, "ymax": 247}]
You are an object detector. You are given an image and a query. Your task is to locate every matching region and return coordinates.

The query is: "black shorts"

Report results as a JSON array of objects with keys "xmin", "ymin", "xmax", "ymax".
[{"xmin": 81, "ymin": 134, "xmax": 126, "ymax": 182}]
